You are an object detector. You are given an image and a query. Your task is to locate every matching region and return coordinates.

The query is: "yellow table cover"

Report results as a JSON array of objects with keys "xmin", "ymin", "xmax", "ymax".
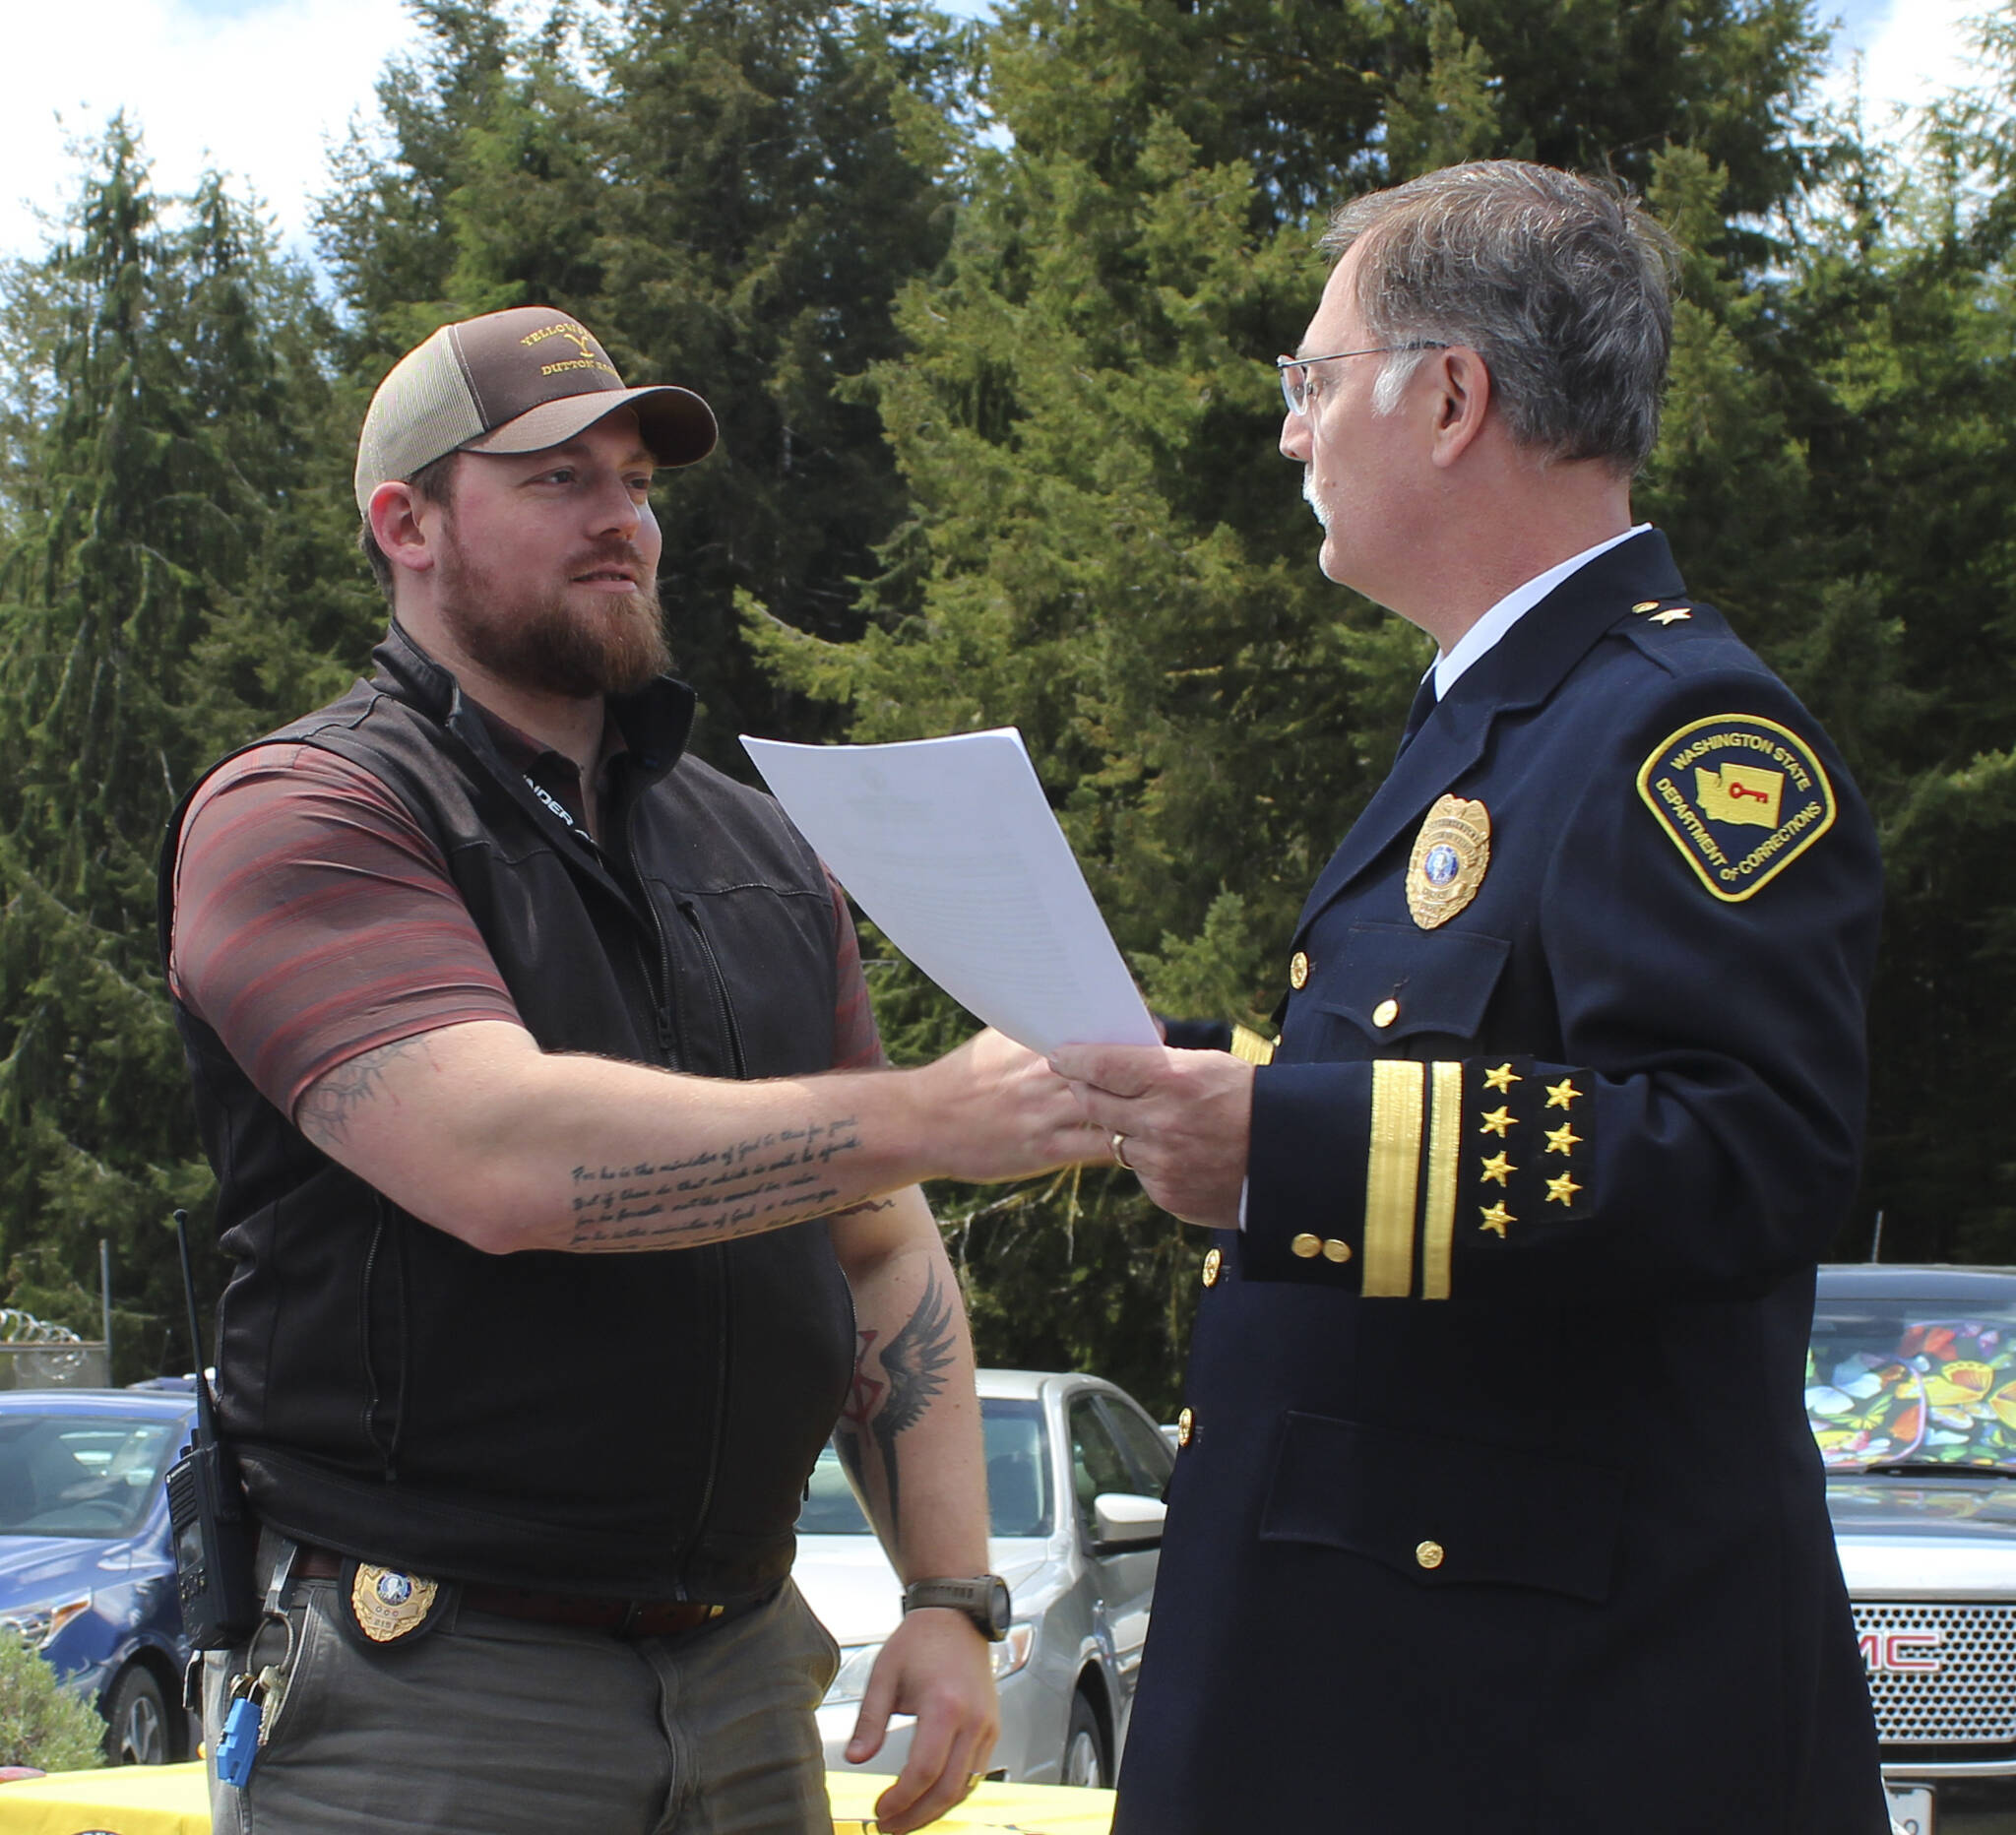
[
  {"xmin": 0, "ymin": 1761, "xmax": 209, "ymax": 1834},
  {"xmin": 0, "ymin": 1763, "xmax": 1116, "ymax": 1835},
  {"xmin": 827, "ymin": 1771, "xmax": 1116, "ymax": 1833}
]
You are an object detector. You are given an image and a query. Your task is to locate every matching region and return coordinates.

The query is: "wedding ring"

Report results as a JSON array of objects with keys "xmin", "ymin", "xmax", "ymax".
[{"xmin": 1110, "ymin": 1132, "xmax": 1134, "ymax": 1171}]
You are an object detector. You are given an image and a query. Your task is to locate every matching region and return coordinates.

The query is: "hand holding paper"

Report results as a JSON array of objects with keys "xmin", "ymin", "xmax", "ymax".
[{"xmin": 1048, "ymin": 1039, "xmax": 1252, "ymax": 1230}]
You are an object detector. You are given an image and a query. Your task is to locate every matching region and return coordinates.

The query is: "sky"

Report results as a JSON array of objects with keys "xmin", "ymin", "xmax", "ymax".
[{"xmin": 0, "ymin": 0, "xmax": 1992, "ymax": 274}]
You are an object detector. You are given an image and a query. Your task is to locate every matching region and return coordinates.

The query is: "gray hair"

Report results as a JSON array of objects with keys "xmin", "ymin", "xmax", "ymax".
[{"xmin": 1322, "ymin": 161, "xmax": 1679, "ymax": 474}]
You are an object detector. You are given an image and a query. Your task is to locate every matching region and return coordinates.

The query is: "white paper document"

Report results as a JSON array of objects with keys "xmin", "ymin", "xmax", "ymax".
[{"xmin": 740, "ymin": 728, "xmax": 1159, "ymax": 1055}]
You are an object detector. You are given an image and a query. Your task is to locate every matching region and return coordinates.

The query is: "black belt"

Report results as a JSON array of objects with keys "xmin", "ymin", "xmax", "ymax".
[{"xmin": 292, "ymin": 1546, "xmax": 730, "ymax": 1638}]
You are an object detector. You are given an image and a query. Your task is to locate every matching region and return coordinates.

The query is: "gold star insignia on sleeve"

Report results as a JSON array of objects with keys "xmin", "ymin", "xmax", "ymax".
[
  {"xmin": 1545, "ymin": 1172, "xmax": 1582, "ymax": 1207},
  {"xmin": 1479, "ymin": 1201, "xmax": 1514, "ymax": 1237},
  {"xmin": 1479, "ymin": 1107, "xmax": 1516, "ymax": 1137},
  {"xmin": 1479, "ymin": 1152, "xmax": 1514, "ymax": 1187},
  {"xmin": 1544, "ymin": 1078, "xmax": 1581, "ymax": 1109},
  {"xmin": 1649, "ymin": 608, "xmax": 1692, "ymax": 625},
  {"xmin": 1481, "ymin": 1062, "xmax": 1520, "ymax": 1093},
  {"xmin": 1544, "ymin": 1123, "xmax": 1582, "ymax": 1156}
]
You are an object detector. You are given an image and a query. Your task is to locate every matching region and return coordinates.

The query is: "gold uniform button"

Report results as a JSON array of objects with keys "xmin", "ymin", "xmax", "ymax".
[
  {"xmin": 1201, "ymin": 1246, "xmax": 1223, "ymax": 1287},
  {"xmin": 1289, "ymin": 950, "xmax": 1310, "ymax": 990},
  {"xmin": 1176, "ymin": 1407, "xmax": 1194, "ymax": 1448},
  {"xmin": 1632, "ymin": 600, "xmax": 1660, "ymax": 613},
  {"xmin": 1322, "ymin": 1238, "xmax": 1352, "ymax": 1263},
  {"xmin": 1291, "ymin": 1233, "xmax": 1322, "ymax": 1259},
  {"xmin": 1371, "ymin": 997, "xmax": 1399, "ymax": 1029},
  {"xmin": 1416, "ymin": 1540, "xmax": 1445, "ymax": 1570}
]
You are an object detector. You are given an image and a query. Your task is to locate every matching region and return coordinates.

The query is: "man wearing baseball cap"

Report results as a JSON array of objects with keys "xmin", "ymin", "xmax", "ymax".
[{"xmin": 160, "ymin": 307, "xmax": 1106, "ymax": 1834}]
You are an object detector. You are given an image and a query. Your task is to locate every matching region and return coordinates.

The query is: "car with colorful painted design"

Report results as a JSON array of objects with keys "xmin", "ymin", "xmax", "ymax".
[{"xmin": 1810, "ymin": 1264, "xmax": 2016, "ymax": 1834}]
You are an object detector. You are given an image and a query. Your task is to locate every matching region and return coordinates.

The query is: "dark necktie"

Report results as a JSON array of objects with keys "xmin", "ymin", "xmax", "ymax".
[{"xmin": 1397, "ymin": 670, "xmax": 1438, "ymax": 758}]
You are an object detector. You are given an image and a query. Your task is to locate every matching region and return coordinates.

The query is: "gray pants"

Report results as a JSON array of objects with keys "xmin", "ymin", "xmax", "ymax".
[{"xmin": 202, "ymin": 1558, "xmax": 840, "ymax": 1834}]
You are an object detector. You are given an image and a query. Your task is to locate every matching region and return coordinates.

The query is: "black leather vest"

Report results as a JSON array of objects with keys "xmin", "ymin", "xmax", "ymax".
[{"xmin": 158, "ymin": 624, "xmax": 853, "ymax": 1600}]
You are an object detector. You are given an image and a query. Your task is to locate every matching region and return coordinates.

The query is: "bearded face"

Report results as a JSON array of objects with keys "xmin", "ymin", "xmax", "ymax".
[{"xmin": 433, "ymin": 513, "xmax": 671, "ymax": 699}]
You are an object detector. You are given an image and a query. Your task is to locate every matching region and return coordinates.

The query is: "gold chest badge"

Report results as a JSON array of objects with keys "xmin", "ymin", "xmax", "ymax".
[
  {"xmin": 349, "ymin": 1564, "xmax": 442, "ymax": 1643},
  {"xmin": 1408, "ymin": 796, "xmax": 1490, "ymax": 929}
]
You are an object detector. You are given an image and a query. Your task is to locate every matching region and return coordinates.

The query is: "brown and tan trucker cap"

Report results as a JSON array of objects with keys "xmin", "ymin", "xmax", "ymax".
[{"xmin": 353, "ymin": 306, "xmax": 718, "ymax": 514}]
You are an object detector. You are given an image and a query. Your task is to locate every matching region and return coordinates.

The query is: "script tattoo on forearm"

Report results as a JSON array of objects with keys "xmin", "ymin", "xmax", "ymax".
[
  {"xmin": 566, "ymin": 1117, "xmax": 862, "ymax": 1249},
  {"xmin": 298, "ymin": 1038, "xmax": 427, "ymax": 1152}
]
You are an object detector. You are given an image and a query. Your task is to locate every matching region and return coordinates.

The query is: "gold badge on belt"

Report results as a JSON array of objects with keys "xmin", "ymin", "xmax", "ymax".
[
  {"xmin": 1408, "ymin": 795, "xmax": 1491, "ymax": 929},
  {"xmin": 348, "ymin": 1563, "xmax": 443, "ymax": 1644}
]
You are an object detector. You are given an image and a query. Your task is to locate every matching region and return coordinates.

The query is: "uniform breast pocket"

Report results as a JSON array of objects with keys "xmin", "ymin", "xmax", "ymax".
[
  {"xmin": 1259, "ymin": 1412, "xmax": 1624, "ymax": 1603},
  {"xmin": 1300, "ymin": 920, "xmax": 1509, "ymax": 1051}
]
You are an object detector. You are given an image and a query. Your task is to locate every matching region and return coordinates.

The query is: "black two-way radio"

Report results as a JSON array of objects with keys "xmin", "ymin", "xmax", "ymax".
[{"xmin": 162, "ymin": 1210, "xmax": 257, "ymax": 1647}]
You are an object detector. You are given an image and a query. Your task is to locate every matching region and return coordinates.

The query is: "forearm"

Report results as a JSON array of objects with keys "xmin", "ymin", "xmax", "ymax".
[
  {"xmin": 827, "ymin": 1190, "xmax": 999, "ymax": 1831},
  {"xmin": 831, "ymin": 1191, "xmax": 988, "ymax": 1580},
  {"xmin": 297, "ymin": 1020, "xmax": 1096, "ymax": 1256}
]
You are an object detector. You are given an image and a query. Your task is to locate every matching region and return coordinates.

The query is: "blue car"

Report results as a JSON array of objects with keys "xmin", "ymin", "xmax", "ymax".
[{"xmin": 0, "ymin": 1387, "xmax": 196, "ymax": 1764}]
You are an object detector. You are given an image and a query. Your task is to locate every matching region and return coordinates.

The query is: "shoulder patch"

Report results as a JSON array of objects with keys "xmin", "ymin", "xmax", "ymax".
[{"xmin": 1635, "ymin": 714, "xmax": 1836, "ymax": 901}]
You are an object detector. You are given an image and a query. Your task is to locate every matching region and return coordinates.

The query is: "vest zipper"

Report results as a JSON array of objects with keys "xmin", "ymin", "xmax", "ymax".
[
  {"xmin": 621, "ymin": 791, "xmax": 684, "ymax": 1067},
  {"xmin": 679, "ymin": 901, "xmax": 749, "ymax": 1080},
  {"xmin": 672, "ymin": 901, "xmax": 747, "ymax": 1594},
  {"xmin": 385, "ymin": 1213, "xmax": 410, "ymax": 1480},
  {"xmin": 648, "ymin": 910, "xmax": 682, "ymax": 1065},
  {"xmin": 359, "ymin": 1198, "xmax": 400, "ymax": 1480},
  {"xmin": 675, "ymin": 1249, "xmax": 733, "ymax": 1601}
]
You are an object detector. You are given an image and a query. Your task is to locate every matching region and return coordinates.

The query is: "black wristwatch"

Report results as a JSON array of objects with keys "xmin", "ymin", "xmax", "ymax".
[{"xmin": 901, "ymin": 1574, "xmax": 1011, "ymax": 1643}]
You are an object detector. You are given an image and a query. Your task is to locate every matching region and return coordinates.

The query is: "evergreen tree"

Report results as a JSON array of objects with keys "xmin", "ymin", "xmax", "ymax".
[
  {"xmin": 1605, "ymin": 13, "xmax": 2016, "ymax": 1264},
  {"xmin": 1768, "ymin": 33, "xmax": 2016, "ymax": 1263},
  {"xmin": 749, "ymin": 0, "xmax": 1848, "ymax": 1408},
  {"xmin": 0, "ymin": 126, "xmax": 367, "ymax": 1372},
  {"xmin": 316, "ymin": 0, "xmax": 966, "ymax": 763},
  {"xmin": 3, "ymin": 0, "xmax": 2011, "ymax": 1409}
]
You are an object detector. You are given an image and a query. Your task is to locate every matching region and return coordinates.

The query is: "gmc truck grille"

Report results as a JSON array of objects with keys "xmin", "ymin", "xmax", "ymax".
[{"xmin": 1854, "ymin": 1601, "xmax": 2016, "ymax": 1745}]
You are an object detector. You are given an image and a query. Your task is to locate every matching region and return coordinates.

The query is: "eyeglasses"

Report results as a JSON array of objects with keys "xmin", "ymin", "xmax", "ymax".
[{"xmin": 1275, "ymin": 343, "xmax": 1449, "ymax": 417}]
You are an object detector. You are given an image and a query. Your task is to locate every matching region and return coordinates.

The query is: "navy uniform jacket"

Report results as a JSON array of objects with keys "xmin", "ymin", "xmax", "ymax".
[{"xmin": 1114, "ymin": 532, "xmax": 1890, "ymax": 1835}]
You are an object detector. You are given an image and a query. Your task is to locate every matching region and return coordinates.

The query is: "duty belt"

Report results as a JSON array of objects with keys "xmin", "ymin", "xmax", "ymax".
[{"xmin": 292, "ymin": 1546, "xmax": 733, "ymax": 1638}]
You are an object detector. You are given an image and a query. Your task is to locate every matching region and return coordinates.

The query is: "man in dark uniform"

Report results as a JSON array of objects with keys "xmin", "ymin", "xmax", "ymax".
[{"xmin": 1055, "ymin": 163, "xmax": 1893, "ymax": 1833}]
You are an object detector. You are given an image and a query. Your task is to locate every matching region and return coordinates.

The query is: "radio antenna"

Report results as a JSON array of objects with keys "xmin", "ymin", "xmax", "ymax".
[{"xmin": 174, "ymin": 1210, "xmax": 222, "ymax": 1445}]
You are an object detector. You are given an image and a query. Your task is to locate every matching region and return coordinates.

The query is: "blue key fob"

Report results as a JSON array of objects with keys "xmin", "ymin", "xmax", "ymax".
[{"xmin": 216, "ymin": 1694, "xmax": 263, "ymax": 1788}]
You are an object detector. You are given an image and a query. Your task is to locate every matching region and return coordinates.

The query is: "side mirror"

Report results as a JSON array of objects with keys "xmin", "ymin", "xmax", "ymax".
[{"xmin": 1092, "ymin": 1490, "xmax": 1166, "ymax": 1551}]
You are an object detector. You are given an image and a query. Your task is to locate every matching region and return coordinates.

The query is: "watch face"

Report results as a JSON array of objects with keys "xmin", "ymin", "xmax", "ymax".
[{"xmin": 985, "ymin": 1576, "xmax": 1011, "ymax": 1638}]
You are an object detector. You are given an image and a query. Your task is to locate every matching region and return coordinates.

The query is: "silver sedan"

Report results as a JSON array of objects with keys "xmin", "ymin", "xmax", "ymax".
[{"xmin": 793, "ymin": 1367, "xmax": 1171, "ymax": 1788}]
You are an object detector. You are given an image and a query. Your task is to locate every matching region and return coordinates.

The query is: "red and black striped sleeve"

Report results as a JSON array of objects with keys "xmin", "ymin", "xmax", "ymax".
[
  {"xmin": 825, "ymin": 869, "xmax": 887, "ymax": 1071},
  {"xmin": 170, "ymin": 744, "xmax": 887, "ymax": 1109},
  {"xmin": 167, "ymin": 743, "xmax": 524, "ymax": 1118}
]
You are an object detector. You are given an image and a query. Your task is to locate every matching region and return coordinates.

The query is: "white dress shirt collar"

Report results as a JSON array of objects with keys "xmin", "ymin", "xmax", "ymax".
[{"xmin": 1430, "ymin": 524, "xmax": 1651, "ymax": 701}]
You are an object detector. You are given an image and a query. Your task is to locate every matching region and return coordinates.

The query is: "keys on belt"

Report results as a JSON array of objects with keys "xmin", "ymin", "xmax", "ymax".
[
  {"xmin": 219, "ymin": 1540, "xmax": 302, "ymax": 1790},
  {"xmin": 216, "ymin": 1666, "xmax": 281, "ymax": 1788}
]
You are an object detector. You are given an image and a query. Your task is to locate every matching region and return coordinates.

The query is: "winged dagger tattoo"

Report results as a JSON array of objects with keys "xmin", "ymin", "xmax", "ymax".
[{"xmin": 860, "ymin": 1265, "xmax": 959, "ymax": 1532}]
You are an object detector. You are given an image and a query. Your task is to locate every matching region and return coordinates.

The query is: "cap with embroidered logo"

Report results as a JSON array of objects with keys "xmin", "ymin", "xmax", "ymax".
[{"xmin": 353, "ymin": 306, "xmax": 718, "ymax": 514}]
